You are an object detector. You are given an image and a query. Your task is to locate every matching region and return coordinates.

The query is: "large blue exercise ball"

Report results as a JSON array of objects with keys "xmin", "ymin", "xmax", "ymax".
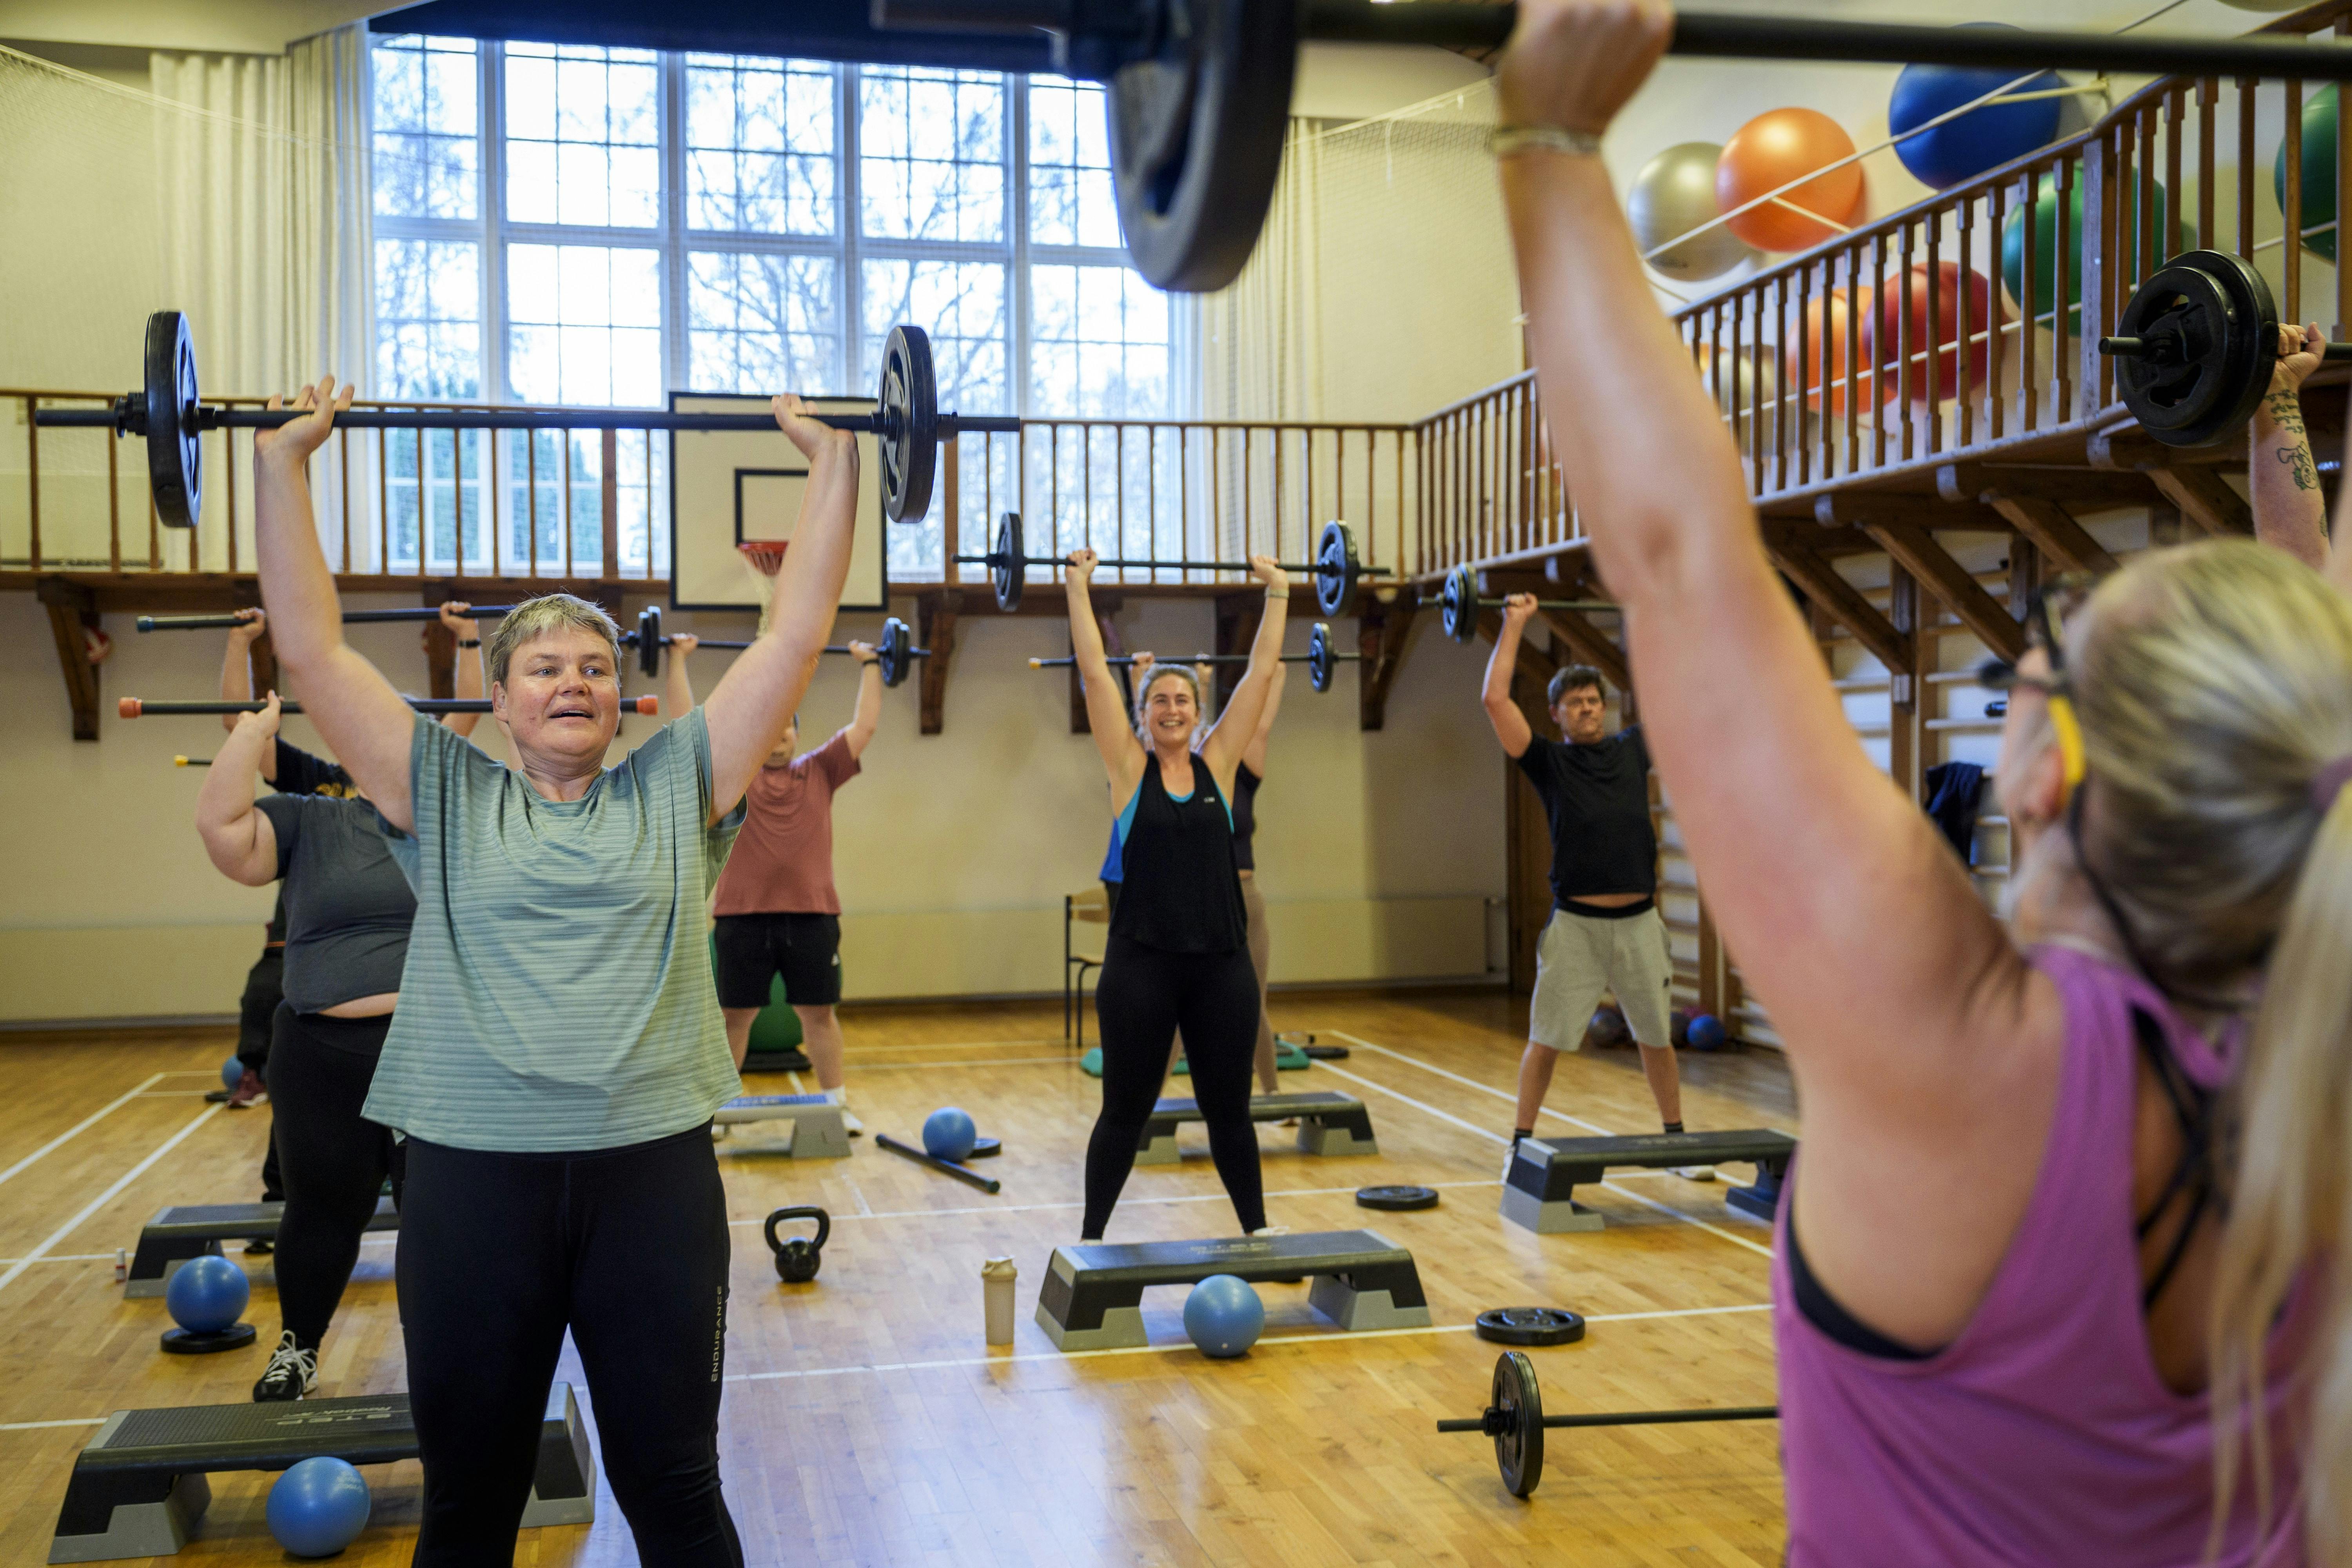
[
  {"xmin": 267, "ymin": 1457, "xmax": 372, "ymax": 1557},
  {"xmin": 163, "ymin": 1255, "xmax": 248, "ymax": 1333},
  {"xmin": 220, "ymin": 1056, "xmax": 244, "ymax": 1091},
  {"xmin": 1183, "ymin": 1274, "xmax": 1265, "ymax": 1359},
  {"xmin": 2274, "ymin": 85, "xmax": 2339, "ymax": 263},
  {"xmin": 923, "ymin": 1106, "xmax": 978, "ymax": 1162},
  {"xmin": 1889, "ymin": 30, "xmax": 2060, "ymax": 191}
]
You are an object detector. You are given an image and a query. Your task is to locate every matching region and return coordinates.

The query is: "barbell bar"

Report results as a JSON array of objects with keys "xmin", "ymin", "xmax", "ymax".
[
  {"xmin": 1026, "ymin": 621, "xmax": 1361, "ymax": 691},
  {"xmin": 2098, "ymin": 247, "xmax": 2352, "ymax": 447},
  {"xmin": 1436, "ymin": 1350, "xmax": 1779, "ymax": 1498},
  {"xmin": 873, "ymin": 0, "xmax": 2352, "ymax": 294},
  {"xmin": 139, "ymin": 606, "xmax": 522, "ymax": 632},
  {"xmin": 1431, "ymin": 563, "xmax": 1617, "ymax": 644},
  {"xmin": 956, "ymin": 512, "xmax": 1367, "ymax": 618},
  {"xmin": 36, "ymin": 312, "xmax": 1021, "ymax": 531},
  {"xmin": 629, "ymin": 606, "xmax": 931, "ymax": 689},
  {"xmin": 119, "ymin": 697, "xmax": 663, "ymax": 718}
]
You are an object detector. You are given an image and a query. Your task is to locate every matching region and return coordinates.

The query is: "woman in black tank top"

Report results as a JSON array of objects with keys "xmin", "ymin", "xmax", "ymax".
[{"xmin": 1065, "ymin": 548, "xmax": 1290, "ymax": 1240}]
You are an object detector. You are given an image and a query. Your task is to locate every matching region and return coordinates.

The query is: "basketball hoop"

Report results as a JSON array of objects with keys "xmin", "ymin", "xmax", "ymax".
[{"xmin": 736, "ymin": 540, "xmax": 788, "ymax": 577}]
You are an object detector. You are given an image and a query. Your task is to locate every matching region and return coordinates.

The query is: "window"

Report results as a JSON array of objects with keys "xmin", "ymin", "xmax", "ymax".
[{"xmin": 369, "ymin": 41, "xmax": 1175, "ymax": 577}]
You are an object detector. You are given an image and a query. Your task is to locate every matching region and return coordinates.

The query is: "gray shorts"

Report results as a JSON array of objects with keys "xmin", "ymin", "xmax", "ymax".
[{"xmin": 1528, "ymin": 904, "xmax": 1674, "ymax": 1051}]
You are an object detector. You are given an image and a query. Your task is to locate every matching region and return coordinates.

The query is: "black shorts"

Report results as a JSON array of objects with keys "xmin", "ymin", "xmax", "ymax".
[{"xmin": 713, "ymin": 912, "xmax": 842, "ymax": 1010}]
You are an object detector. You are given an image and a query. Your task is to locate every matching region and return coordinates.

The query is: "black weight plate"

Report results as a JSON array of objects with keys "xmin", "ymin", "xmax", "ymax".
[
  {"xmin": 993, "ymin": 512, "xmax": 1025, "ymax": 613},
  {"xmin": 878, "ymin": 616, "xmax": 910, "ymax": 689},
  {"xmin": 1441, "ymin": 564, "xmax": 1481, "ymax": 642},
  {"xmin": 1308, "ymin": 622, "xmax": 1335, "ymax": 694},
  {"xmin": 1356, "ymin": 1184, "xmax": 1438, "ymax": 1211},
  {"xmin": 967, "ymin": 1137, "xmax": 1002, "ymax": 1158},
  {"xmin": 147, "ymin": 310, "xmax": 202, "ymax": 530},
  {"xmin": 879, "ymin": 324, "xmax": 938, "ymax": 523},
  {"xmin": 1476, "ymin": 1307, "xmax": 1588, "ymax": 1348},
  {"xmin": 1107, "ymin": 0, "xmax": 1297, "ymax": 293},
  {"xmin": 1314, "ymin": 521, "xmax": 1359, "ymax": 619},
  {"xmin": 1302, "ymin": 1044, "xmax": 1348, "ymax": 1059},
  {"xmin": 637, "ymin": 605, "xmax": 664, "ymax": 680},
  {"xmin": 1494, "ymin": 1350, "xmax": 1544, "ymax": 1498},
  {"xmin": 2113, "ymin": 250, "xmax": 2276, "ymax": 449}
]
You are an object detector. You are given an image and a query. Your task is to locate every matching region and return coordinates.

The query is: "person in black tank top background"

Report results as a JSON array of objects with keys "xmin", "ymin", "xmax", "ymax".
[{"xmin": 1066, "ymin": 548, "xmax": 1291, "ymax": 1240}]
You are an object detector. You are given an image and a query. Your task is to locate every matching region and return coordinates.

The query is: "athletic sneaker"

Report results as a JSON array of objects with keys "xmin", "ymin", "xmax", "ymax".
[
  {"xmin": 1671, "ymin": 1165, "xmax": 1717, "ymax": 1182},
  {"xmin": 252, "ymin": 1332, "xmax": 317, "ymax": 1403},
  {"xmin": 1246, "ymin": 1225, "xmax": 1292, "ymax": 1238},
  {"xmin": 243, "ymin": 1238, "xmax": 274, "ymax": 1256},
  {"xmin": 225, "ymin": 1069, "xmax": 267, "ymax": 1109}
]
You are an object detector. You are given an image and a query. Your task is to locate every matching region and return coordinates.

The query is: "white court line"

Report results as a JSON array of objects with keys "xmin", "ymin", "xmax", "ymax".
[
  {"xmin": 0, "ymin": 1106, "xmax": 225, "ymax": 1299},
  {"xmin": 1310, "ymin": 1048, "xmax": 1776, "ymax": 1261},
  {"xmin": 724, "ymin": 1301, "xmax": 1772, "ymax": 1383},
  {"xmin": 0, "ymin": 1253, "xmax": 119, "ymax": 1266},
  {"xmin": 0, "ymin": 1073, "xmax": 167, "ymax": 1193},
  {"xmin": 137, "ymin": 1091, "xmax": 222, "ymax": 1098},
  {"xmin": 1330, "ymin": 1034, "xmax": 1615, "ymax": 1137},
  {"xmin": 721, "ymin": 1179, "xmax": 1502, "ymax": 1227},
  {"xmin": 787, "ymin": 1072, "xmax": 809, "ymax": 1095},
  {"xmin": 837, "ymin": 1173, "xmax": 875, "ymax": 1218},
  {"xmin": 0, "ymin": 1418, "xmax": 107, "ymax": 1432}
]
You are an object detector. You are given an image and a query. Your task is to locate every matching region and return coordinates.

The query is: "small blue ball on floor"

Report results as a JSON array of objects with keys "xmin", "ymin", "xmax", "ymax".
[
  {"xmin": 1688, "ymin": 1014, "xmax": 1727, "ymax": 1052},
  {"xmin": 164, "ymin": 1255, "xmax": 248, "ymax": 1333},
  {"xmin": 220, "ymin": 1056, "xmax": 243, "ymax": 1091},
  {"xmin": 267, "ymin": 1456, "xmax": 372, "ymax": 1557},
  {"xmin": 1183, "ymin": 1274, "xmax": 1265, "ymax": 1359},
  {"xmin": 923, "ymin": 1106, "xmax": 978, "ymax": 1162}
]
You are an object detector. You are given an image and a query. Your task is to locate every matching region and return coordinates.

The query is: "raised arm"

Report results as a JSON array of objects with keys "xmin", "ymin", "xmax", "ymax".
[
  {"xmin": 1495, "ymin": 0, "xmax": 2014, "ymax": 1086},
  {"xmin": 701, "ymin": 397, "xmax": 859, "ymax": 822},
  {"xmin": 196, "ymin": 694, "xmax": 284, "ymax": 887},
  {"xmin": 2251, "ymin": 322, "xmax": 2328, "ymax": 572},
  {"xmin": 1199, "ymin": 557, "xmax": 1288, "ymax": 781},
  {"xmin": 1239, "ymin": 660, "xmax": 1285, "ymax": 777},
  {"xmin": 842, "ymin": 639, "xmax": 884, "ymax": 759},
  {"xmin": 252, "ymin": 381, "xmax": 422, "ymax": 830},
  {"xmin": 1066, "ymin": 550, "xmax": 1147, "ymax": 791},
  {"xmin": 441, "ymin": 601, "xmax": 485, "ymax": 738},
  {"xmin": 662, "ymin": 633, "xmax": 699, "ymax": 724},
  {"xmin": 1481, "ymin": 596, "xmax": 1538, "ymax": 758}
]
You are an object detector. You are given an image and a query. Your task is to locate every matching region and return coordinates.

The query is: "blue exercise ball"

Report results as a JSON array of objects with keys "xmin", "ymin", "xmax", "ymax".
[
  {"xmin": 923, "ymin": 1106, "xmax": 978, "ymax": 1162},
  {"xmin": 163, "ymin": 1254, "xmax": 248, "ymax": 1334},
  {"xmin": 1688, "ymin": 1013, "xmax": 1728, "ymax": 1052},
  {"xmin": 220, "ymin": 1056, "xmax": 244, "ymax": 1091},
  {"xmin": 267, "ymin": 1456, "xmax": 372, "ymax": 1557},
  {"xmin": 1080, "ymin": 1046, "xmax": 1103, "ymax": 1078},
  {"xmin": 1183, "ymin": 1274, "xmax": 1265, "ymax": 1359},
  {"xmin": 1888, "ymin": 29, "xmax": 2060, "ymax": 190}
]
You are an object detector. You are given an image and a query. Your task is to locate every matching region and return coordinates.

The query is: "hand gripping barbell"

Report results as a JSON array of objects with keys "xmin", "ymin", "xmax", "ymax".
[
  {"xmin": 2098, "ymin": 247, "xmax": 2352, "ymax": 448},
  {"xmin": 118, "ymin": 697, "xmax": 662, "ymax": 718},
  {"xmin": 36, "ymin": 311, "xmax": 1021, "ymax": 531},
  {"xmin": 628, "ymin": 606, "xmax": 931, "ymax": 689},
  {"xmin": 1027, "ymin": 620, "xmax": 1360, "ymax": 692},
  {"xmin": 872, "ymin": 0, "xmax": 2352, "ymax": 295},
  {"xmin": 956, "ymin": 512, "xmax": 1366, "ymax": 619},
  {"xmin": 1430, "ymin": 564, "xmax": 1616, "ymax": 644},
  {"xmin": 1437, "ymin": 1350, "xmax": 1779, "ymax": 1498}
]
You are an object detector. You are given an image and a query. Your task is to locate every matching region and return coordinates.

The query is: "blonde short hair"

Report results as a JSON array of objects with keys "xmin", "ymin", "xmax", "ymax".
[{"xmin": 484, "ymin": 594, "xmax": 622, "ymax": 686}]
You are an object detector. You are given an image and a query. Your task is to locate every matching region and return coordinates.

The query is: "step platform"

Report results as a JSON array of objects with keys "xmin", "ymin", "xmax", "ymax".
[
  {"xmin": 124, "ymin": 1198, "xmax": 399, "ymax": 1298},
  {"xmin": 48, "ymin": 1383, "xmax": 593, "ymax": 1563},
  {"xmin": 1136, "ymin": 1091, "xmax": 1377, "ymax": 1165},
  {"xmin": 1035, "ymin": 1229, "xmax": 1430, "ymax": 1350},
  {"xmin": 711, "ymin": 1093, "xmax": 851, "ymax": 1158},
  {"xmin": 740, "ymin": 1047, "xmax": 811, "ymax": 1074},
  {"xmin": 1500, "ymin": 1129, "xmax": 1796, "ymax": 1234}
]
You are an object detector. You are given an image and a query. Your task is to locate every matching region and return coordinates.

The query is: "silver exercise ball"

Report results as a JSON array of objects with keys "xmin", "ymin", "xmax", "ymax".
[{"xmin": 1628, "ymin": 142, "xmax": 1757, "ymax": 281}]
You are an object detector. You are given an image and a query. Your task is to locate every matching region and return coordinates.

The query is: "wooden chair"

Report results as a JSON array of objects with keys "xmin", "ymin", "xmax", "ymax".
[{"xmin": 1064, "ymin": 886, "xmax": 1111, "ymax": 1047}]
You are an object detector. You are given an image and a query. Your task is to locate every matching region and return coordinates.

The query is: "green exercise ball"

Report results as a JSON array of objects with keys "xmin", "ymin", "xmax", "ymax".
[
  {"xmin": 2274, "ymin": 85, "xmax": 2338, "ymax": 263},
  {"xmin": 2000, "ymin": 180, "xmax": 2169, "ymax": 328}
]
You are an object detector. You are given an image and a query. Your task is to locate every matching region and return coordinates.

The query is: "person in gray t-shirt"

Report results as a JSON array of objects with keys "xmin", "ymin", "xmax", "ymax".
[{"xmin": 250, "ymin": 379, "xmax": 858, "ymax": 1564}]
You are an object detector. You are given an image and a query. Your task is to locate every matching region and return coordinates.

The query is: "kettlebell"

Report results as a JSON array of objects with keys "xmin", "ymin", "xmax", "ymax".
[{"xmin": 764, "ymin": 1206, "xmax": 829, "ymax": 1284}]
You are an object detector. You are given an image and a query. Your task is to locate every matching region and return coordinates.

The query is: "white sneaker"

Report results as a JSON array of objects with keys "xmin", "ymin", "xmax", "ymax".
[
  {"xmin": 1671, "ymin": 1165, "xmax": 1717, "ymax": 1182},
  {"xmin": 1247, "ymin": 1225, "xmax": 1291, "ymax": 1238}
]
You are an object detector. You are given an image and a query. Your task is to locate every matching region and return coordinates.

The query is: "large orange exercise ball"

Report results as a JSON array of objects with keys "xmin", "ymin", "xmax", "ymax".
[
  {"xmin": 1784, "ymin": 287, "xmax": 1872, "ymax": 413},
  {"xmin": 1865, "ymin": 262, "xmax": 2010, "ymax": 403},
  {"xmin": 1717, "ymin": 108, "xmax": 1865, "ymax": 254}
]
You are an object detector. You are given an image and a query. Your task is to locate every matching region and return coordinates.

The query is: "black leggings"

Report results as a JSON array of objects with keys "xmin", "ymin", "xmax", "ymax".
[
  {"xmin": 398, "ymin": 1124, "xmax": 742, "ymax": 1568},
  {"xmin": 265, "ymin": 1006, "xmax": 400, "ymax": 1352},
  {"xmin": 1084, "ymin": 935, "xmax": 1265, "ymax": 1239}
]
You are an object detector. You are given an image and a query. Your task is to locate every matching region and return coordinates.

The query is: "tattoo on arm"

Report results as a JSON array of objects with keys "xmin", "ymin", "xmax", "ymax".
[{"xmin": 2267, "ymin": 393, "xmax": 2319, "ymax": 492}]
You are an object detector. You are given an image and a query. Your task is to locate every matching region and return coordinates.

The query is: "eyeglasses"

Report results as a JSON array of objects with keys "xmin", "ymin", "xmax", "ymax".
[{"xmin": 1976, "ymin": 574, "xmax": 2097, "ymax": 795}]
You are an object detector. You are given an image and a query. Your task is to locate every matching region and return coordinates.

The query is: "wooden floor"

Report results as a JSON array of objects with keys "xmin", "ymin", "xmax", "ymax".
[{"xmin": 0, "ymin": 991, "xmax": 1794, "ymax": 1566}]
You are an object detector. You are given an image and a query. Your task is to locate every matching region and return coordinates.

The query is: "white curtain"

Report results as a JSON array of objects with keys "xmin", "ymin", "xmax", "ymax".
[{"xmin": 1190, "ymin": 120, "xmax": 1328, "ymax": 423}]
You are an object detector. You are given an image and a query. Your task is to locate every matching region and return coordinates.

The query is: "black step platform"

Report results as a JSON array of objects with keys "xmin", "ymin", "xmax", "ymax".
[
  {"xmin": 740, "ymin": 1046, "xmax": 812, "ymax": 1074},
  {"xmin": 124, "ymin": 1198, "xmax": 399, "ymax": 1298},
  {"xmin": 1501, "ymin": 1129, "xmax": 1795, "ymax": 1233},
  {"xmin": 1035, "ymin": 1229, "xmax": 1429, "ymax": 1350},
  {"xmin": 1137, "ymin": 1091, "xmax": 1377, "ymax": 1165},
  {"xmin": 48, "ymin": 1383, "xmax": 593, "ymax": 1562}
]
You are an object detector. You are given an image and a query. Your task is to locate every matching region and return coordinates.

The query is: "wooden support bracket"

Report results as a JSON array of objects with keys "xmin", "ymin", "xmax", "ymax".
[
  {"xmin": 1936, "ymin": 465, "xmax": 2121, "ymax": 575},
  {"xmin": 1356, "ymin": 593, "xmax": 1416, "ymax": 732},
  {"xmin": 916, "ymin": 595, "xmax": 956, "ymax": 736},
  {"xmin": 36, "ymin": 577, "xmax": 102, "ymax": 740},
  {"xmin": 1854, "ymin": 516, "xmax": 2027, "ymax": 662},
  {"xmin": 2146, "ymin": 467, "xmax": 2254, "ymax": 538},
  {"xmin": 1535, "ymin": 606, "xmax": 1630, "ymax": 694},
  {"xmin": 1762, "ymin": 525, "xmax": 1913, "ymax": 679}
]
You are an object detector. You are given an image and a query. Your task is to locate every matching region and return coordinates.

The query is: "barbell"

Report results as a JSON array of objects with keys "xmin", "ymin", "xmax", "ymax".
[
  {"xmin": 2099, "ymin": 247, "xmax": 2352, "ymax": 447},
  {"xmin": 1432, "ymin": 563, "xmax": 1616, "ymax": 644},
  {"xmin": 118, "ymin": 697, "xmax": 662, "ymax": 718},
  {"xmin": 956, "ymin": 512, "xmax": 1367, "ymax": 618},
  {"xmin": 873, "ymin": 0, "xmax": 2352, "ymax": 294},
  {"xmin": 36, "ymin": 312, "xmax": 1021, "ymax": 531},
  {"xmin": 1027, "ymin": 620, "xmax": 1360, "ymax": 691},
  {"xmin": 1437, "ymin": 1350, "xmax": 1778, "ymax": 1498},
  {"xmin": 139, "ymin": 606, "xmax": 521, "ymax": 632},
  {"xmin": 628, "ymin": 606, "xmax": 932, "ymax": 689}
]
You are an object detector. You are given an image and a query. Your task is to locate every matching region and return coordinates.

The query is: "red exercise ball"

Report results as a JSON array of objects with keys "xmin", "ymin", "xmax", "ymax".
[
  {"xmin": 1717, "ymin": 108, "xmax": 1865, "ymax": 254},
  {"xmin": 1784, "ymin": 286, "xmax": 1875, "ymax": 414},
  {"xmin": 1865, "ymin": 262, "xmax": 2009, "ymax": 403}
]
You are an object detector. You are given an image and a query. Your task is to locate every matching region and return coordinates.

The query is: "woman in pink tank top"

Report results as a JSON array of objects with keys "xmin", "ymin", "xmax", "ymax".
[{"xmin": 1488, "ymin": 4, "xmax": 2352, "ymax": 1560}]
